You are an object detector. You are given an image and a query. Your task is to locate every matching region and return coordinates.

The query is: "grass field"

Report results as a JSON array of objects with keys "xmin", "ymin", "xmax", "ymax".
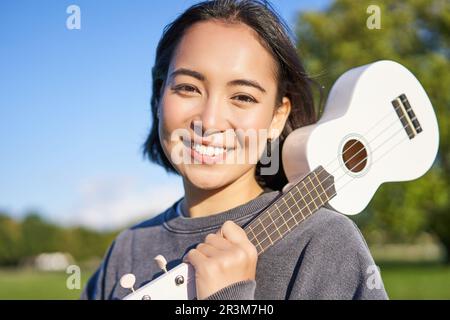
[
  {"xmin": 0, "ymin": 263, "xmax": 449, "ymax": 299},
  {"xmin": 0, "ymin": 268, "xmax": 94, "ymax": 300},
  {"xmin": 380, "ymin": 263, "xmax": 450, "ymax": 299}
]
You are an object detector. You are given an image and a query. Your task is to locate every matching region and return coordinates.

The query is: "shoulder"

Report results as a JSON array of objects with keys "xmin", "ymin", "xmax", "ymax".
[
  {"xmin": 285, "ymin": 207, "xmax": 388, "ymax": 299},
  {"xmin": 104, "ymin": 204, "xmax": 177, "ymax": 262},
  {"xmin": 300, "ymin": 206, "xmax": 371, "ymax": 256}
]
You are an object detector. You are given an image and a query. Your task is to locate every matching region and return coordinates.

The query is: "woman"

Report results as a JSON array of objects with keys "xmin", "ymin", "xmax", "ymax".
[{"xmin": 81, "ymin": 0, "xmax": 388, "ymax": 300}]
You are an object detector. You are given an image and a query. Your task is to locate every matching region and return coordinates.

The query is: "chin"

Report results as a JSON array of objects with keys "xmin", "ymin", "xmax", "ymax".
[{"xmin": 183, "ymin": 166, "xmax": 234, "ymax": 190}]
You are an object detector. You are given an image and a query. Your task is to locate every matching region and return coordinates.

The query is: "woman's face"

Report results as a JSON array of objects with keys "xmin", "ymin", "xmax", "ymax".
[{"xmin": 158, "ymin": 20, "xmax": 290, "ymax": 190}]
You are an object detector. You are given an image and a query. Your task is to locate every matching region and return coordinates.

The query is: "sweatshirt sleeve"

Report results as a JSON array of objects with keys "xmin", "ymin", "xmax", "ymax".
[
  {"xmin": 204, "ymin": 280, "xmax": 256, "ymax": 300},
  {"xmin": 287, "ymin": 211, "xmax": 389, "ymax": 300}
]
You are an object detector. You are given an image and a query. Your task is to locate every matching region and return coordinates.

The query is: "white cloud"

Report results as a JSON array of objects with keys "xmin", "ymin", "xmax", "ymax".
[{"xmin": 64, "ymin": 175, "xmax": 184, "ymax": 230}]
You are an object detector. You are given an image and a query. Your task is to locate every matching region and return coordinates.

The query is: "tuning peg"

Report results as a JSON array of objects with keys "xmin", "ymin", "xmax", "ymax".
[
  {"xmin": 120, "ymin": 273, "xmax": 136, "ymax": 292},
  {"xmin": 154, "ymin": 254, "xmax": 168, "ymax": 273}
]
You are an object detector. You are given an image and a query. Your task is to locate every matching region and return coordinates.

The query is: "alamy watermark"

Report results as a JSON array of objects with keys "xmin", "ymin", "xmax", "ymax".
[
  {"xmin": 366, "ymin": 5, "xmax": 381, "ymax": 30},
  {"xmin": 366, "ymin": 264, "xmax": 383, "ymax": 290},
  {"xmin": 66, "ymin": 264, "xmax": 81, "ymax": 290},
  {"xmin": 66, "ymin": 5, "xmax": 81, "ymax": 30}
]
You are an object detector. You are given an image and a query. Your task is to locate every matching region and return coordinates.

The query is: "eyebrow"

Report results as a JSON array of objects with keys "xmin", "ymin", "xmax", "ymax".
[{"xmin": 169, "ymin": 68, "xmax": 266, "ymax": 93}]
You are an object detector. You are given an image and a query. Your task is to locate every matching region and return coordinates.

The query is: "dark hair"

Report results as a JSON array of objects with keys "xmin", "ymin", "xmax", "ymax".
[{"xmin": 143, "ymin": 0, "xmax": 318, "ymax": 191}]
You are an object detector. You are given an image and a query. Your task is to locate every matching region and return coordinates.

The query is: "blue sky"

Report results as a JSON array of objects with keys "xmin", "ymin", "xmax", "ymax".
[{"xmin": 0, "ymin": 0, "xmax": 329, "ymax": 229}]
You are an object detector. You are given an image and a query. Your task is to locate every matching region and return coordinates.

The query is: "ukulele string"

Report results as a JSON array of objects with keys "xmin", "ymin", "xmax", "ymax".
[
  {"xmin": 317, "ymin": 108, "xmax": 399, "ymax": 174},
  {"xmin": 316, "ymin": 108, "xmax": 409, "ymax": 179},
  {"xmin": 247, "ymin": 109, "xmax": 410, "ymax": 239},
  {"xmin": 250, "ymin": 132, "xmax": 410, "ymax": 250},
  {"xmin": 247, "ymin": 113, "xmax": 414, "ymax": 245}
]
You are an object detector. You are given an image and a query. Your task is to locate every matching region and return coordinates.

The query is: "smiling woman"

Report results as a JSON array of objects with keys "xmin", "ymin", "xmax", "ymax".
[
  {"xmin": 145, "ymin": 0, "xmax": 318, "ymax": 195},
  {"xmin": 80, "ymin": 0, "xmax": 388, "ymax": 300}
]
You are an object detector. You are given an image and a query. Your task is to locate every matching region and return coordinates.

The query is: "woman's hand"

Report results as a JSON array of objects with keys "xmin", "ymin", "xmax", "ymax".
[{"xmin": 183, "ymin": 220, "xmax": 258, "ymax": 300}]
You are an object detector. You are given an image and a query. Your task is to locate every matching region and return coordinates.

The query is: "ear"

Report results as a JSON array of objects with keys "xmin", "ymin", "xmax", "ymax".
[{"xmin": 268, "ymin": 96, "xmax": 291, "ymax": 140}]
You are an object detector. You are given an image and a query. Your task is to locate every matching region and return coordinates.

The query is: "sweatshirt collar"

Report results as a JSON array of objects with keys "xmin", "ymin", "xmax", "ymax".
[{"xmin": 163, "ymin": 190, "xmax": 281, "ymax": 234}]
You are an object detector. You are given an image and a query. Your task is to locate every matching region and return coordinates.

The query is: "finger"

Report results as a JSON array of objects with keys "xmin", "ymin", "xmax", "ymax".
[
  {"xmin": 183, "ymin": 248, "xmax": 208, "ymax": 271},
  {"xmin": 221, "ymin": 220, "xmax": 249, "ymax": 245},
  {"xmin": 204, "ymin": 233, "xmax": 233, "ymax": 250},
  {"xmin": 195, "ymin": 243, "xmax": 222, "ymax": 258}
]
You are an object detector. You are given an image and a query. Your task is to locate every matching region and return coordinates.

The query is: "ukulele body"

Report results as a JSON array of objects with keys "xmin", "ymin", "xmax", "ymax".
[{"xmin": 282, "ymin": 60, "xmax": 439, "ymax": 215}]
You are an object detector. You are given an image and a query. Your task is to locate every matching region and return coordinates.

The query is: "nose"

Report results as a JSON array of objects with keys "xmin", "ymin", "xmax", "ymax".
[{"xmin": 192, "ymin": 95, "xmax": 230, "ymax": 136}]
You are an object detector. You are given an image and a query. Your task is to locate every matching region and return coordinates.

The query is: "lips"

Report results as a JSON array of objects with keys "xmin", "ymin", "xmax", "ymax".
[{"xmin": 181, "ymin": 137, "xmax": 235, "ymax": 164}]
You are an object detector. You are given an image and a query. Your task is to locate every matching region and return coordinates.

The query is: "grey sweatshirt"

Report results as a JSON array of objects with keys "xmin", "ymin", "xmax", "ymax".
[{"xmin": 80, "ymin": 190, "xmax": 388, "ymax": 300}]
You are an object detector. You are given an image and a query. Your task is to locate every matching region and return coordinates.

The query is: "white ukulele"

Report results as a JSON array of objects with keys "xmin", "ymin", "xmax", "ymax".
[{"xmin": 120, "ymin": 60, "xmax": 439, "ymax": 300}]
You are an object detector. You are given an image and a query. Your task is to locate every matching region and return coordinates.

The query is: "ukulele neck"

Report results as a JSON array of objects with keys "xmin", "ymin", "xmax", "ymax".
[{"xmin": 244, "ymin": 166, "xmax": 336, "ymax": 255}]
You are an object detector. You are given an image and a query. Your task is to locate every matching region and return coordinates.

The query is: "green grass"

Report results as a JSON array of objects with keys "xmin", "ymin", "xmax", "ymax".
[
  {"xmin": 380, "ymin": 263, "xmax": 450, "ymax": 299},
  {"xmin": 0, "ymin": 268, "xmax": 94, "ymax": 300},
  {"xmin": 0, "ymin": 264, "xmax": 449, "ymax": 299}
]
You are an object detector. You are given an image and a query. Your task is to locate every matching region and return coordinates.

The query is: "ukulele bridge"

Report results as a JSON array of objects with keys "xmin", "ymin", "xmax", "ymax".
[{"xmin": 391, "ymin": 94, "xmax": 423, "ymax": 139}]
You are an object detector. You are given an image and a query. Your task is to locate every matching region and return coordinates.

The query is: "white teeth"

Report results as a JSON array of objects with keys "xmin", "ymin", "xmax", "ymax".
[{"xmin": 191, "ymin": 142, "xmax": 229, "ymax": 157}]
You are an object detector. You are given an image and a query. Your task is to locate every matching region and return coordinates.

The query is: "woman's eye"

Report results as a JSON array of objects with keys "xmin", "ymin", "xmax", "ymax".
[
  {"xmin": 233, "ymin": 95, "xmax": 257, "ymax": 103},
  {"xmin": 172, "ymin": 85, "xmax": 200, "ymax": 94}
]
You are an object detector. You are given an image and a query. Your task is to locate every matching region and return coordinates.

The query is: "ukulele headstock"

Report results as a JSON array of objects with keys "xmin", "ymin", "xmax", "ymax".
[{"xmin": 121, "ymin": 257, "xmax": 196, "ymax": 300}]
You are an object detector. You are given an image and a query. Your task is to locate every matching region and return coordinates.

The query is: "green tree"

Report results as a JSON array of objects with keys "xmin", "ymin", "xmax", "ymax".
[
  {"xmin": 20, "ymin": 213, "xmax": 64, "ymax": 257},
  {"xmin": 0, "ymin": 213, "xmax": 23, "ymax": 266},
  {"xmin": 295, "ymin": 0, "xmax": 450, "ymax": 259},
  {"xmin": 0, "ymin": 211, "xmax": 118, "ymax": 266},
  {"xmin": 64, "ymin": 226, "xmax": 117, "ymax": 262}
]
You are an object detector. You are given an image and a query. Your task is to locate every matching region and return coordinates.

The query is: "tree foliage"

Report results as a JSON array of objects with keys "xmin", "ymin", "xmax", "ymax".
[
  {"xmin": 0, "ymin": 211, "xmax": 117, "ymax": 266},
  {"xmin": 295, "ymin": 0, "xmax": 449, "ymax": 259}
]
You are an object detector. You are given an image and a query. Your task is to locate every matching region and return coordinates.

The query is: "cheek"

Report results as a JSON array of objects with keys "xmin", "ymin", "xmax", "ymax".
[
  {"xmin": 158, "ymin": 93, "xmax": 193, "ymax": 143},
  {"xmin": 161, "ymin": 98, "xmax": 185, "ymax": 130},
  {"xmin": 232, "ymin": 106, "xmax": 274, "ymax": 145},
  {"xmin": 232, "ymin": 103, "xmax": 274, "ymax": 131},
  {"xmin": 227, "ymin": 106, "xmax": 274, "ymax": 165}
]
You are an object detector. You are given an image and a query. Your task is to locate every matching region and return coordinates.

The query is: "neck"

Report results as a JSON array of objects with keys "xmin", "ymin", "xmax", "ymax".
[{"xmin": 182, "ymin": 168, "xmax": 264, "ymax": 218}]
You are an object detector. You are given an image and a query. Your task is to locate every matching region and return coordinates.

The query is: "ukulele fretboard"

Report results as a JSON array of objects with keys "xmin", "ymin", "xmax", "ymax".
[{"xmin": 244, "ymin": 166, "xmax": 336, "ymax": 254}]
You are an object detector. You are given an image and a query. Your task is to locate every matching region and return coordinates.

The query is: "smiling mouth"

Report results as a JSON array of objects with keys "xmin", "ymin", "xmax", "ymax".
[
  {"xmin": 180, "ymin": 138, "xmax": 236, "ymax": 163},
  {"xmin": 190, "ymin": 141, "xmax": 234, "ymax": 157}
]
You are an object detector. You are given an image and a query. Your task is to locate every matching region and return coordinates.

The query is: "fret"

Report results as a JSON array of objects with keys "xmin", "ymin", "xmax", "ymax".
[
  {"xmin": 317, "ymin": 166, "xmax": 336, "ymax": 199},
  {"xmin": 277, "ymin": 218, "xmax": 289, "ymax": 235},
  {"xmin": 288, "ymin": 192, "xmax": 304, "ymax": 226},
  {"xmin": 277, "ymin": 199, "xmax": 288, "ymax": 217},
  {"xmin": 268, "ymin": 211, "xmax": 283, "ymax": 238},
  {"xmin": 313, "ymin": 171, "xmax": 328, "ymax": 203},
  {"xmin": 284, "ymin": 207, "xmax": 297, "ymax": 230},
  {"xmin": 247, "ymin": 226, "xmax": 257, "ymax": 242},
  {"xmin": 288, "ymin": 191, "xmax": 300, "ymax": 215},
  {"xmin": 247, "ymin": 226, "xmax": 263, "ymax": 252},
  {"xmin": 292, "ymin": 186, "xmax": 307, "ymax": 220},
  {"xmin": 251, "ymin": 219, "xmax": 264, "ymax": 237},
  {"xmin": 304, "ymin": 178, "xmax": 318, "ymax": 213},
  {"xmin": 275, "ymin": 204, "xmax": 291, "ymax": 232},
  {"xmin": 312, "ymin": 173, "xmax": 325, "ymax": 205},
  {"xmin": 299, "ymin": 181, "xmax": 313, "ymax": 215},
  {"xmin": 307, "ymin": 175, "xmax": 320, "ymax": 208},
  {"xmin": 260, "ymin": 236, "xmax": 272, "ymax": 251},
  {"xmin": 250, "ymin": 220, "xmax": 272, "ymax": 246},
  {"xmin": 260, "ymin": 220, "xmax": 274, "ymax": 246},
  {"xmin": 284, "ymin": 193, "xmax": 294, "ymax": 209},
  {"xmin": 282, "ymin": 197, "xmax": 298, "ymax": 224}
]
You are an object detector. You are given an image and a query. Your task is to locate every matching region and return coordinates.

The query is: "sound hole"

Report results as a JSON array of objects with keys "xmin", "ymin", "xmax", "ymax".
[{"xmin": 342, "ymin": 139, "xmax": 367, "ymax": 173}]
